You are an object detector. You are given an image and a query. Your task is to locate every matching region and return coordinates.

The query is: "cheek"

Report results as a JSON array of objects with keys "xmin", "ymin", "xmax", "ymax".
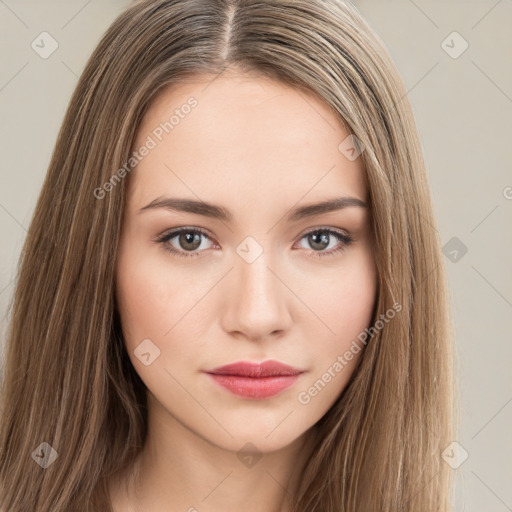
[
  {"xmin": 295, "ymin": 250, "xmax": 377, "ymax": 404},
  {"xmin": 115, "ymin": 243, "xmax": 180, "ymax": 350},
  {"xmin": 328, "ymin": 268, "xmax": 376, "ymax": 340},
  {"xmin": 302, "ymin": 250, "xmax": 377, "ymax": 344},
  {"xmin": 115, "ymin": 244, "xmax": 215, "ymax": 361}
]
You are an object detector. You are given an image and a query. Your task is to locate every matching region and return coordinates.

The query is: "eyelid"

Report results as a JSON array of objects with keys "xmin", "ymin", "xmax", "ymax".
[{"xmin": 296, "ymin": 225, "xmax": 352, "ymax": 242}]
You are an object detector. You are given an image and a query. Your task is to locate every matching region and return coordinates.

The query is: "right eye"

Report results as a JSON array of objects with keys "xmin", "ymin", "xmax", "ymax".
[{"xmin": 156, "ymin": 227, "xmax": 217, "ymax": 259}]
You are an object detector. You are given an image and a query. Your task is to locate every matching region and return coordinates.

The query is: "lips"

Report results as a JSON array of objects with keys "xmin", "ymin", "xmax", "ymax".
[
  {"xmin": 204, "ymin": 360, "xmax": 305, "ymax": 399},
  {"xmin": 206, "ymin": 360, "xmax": 304, "ymax": 377}
]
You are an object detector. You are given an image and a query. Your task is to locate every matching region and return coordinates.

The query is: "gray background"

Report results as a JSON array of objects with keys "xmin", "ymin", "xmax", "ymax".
[{"xmin": 1, "ymin": 1, "xmax": 511, "ymax": 510}]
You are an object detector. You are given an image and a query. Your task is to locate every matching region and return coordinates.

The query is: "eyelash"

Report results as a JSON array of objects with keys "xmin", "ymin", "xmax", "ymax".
[{"xmin": 155, "ymin": 226, "xmax": 354, "ymax": 260}]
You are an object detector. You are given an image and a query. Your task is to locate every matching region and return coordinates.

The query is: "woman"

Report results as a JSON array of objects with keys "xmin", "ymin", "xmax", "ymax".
[{"xmin": 0, "ymin": 0, "xmax": 459, "ymax": 510}]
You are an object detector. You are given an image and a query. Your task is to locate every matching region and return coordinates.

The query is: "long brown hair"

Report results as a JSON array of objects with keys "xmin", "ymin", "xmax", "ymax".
[{"xmin": 0, "ymin": 0, "xmax": 459, "ymax": 510}]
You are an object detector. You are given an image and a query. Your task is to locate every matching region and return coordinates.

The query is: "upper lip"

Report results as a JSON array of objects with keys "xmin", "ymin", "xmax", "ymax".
[{"xmin": 205, "ymin": 360, "xmax": 304, "ymax": 377}]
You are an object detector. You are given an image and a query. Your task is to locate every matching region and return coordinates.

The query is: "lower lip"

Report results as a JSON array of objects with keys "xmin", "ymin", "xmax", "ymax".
[{"xmin": 205, "ymin": 373, "xmax": 302, "ymax": 399}]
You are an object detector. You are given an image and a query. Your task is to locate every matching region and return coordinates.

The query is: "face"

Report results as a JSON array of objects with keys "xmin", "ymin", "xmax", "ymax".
[{"xmin": 115, "ymin": 70, "xmax": 377, "ymax": 453}]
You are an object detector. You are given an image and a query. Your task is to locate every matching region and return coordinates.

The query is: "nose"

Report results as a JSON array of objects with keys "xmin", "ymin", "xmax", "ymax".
[{"xmin": 220, "ymin": 247, "xmax": 293, "ymax": 343}]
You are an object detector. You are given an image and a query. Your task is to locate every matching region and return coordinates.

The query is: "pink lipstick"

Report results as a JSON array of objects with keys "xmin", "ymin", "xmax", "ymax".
[{"xmin": 204, "ymin": 360, "xmax": 304, "ymax": 399}]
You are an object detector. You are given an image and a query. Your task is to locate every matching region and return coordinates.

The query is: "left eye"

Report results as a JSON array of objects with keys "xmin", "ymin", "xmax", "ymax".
[
  {"xmin": 295, "ymin": 229, "xmax": 352, "ymax": 254},
  {"xmin": 156, "ymin": 227, "xmax": 353, "ymax": 259}
]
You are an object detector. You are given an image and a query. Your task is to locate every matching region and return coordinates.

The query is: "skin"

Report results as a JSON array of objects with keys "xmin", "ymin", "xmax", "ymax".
[{"xmin": 110, "ymin": 69, "xmax": 377, "ymax": 512}]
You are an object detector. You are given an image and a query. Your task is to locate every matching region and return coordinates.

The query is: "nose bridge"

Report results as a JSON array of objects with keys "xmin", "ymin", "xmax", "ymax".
[
  {"xmin": 221, "ymin": 235, "xmax": 291, "ymax": 339},
  {"xmin": 239, "ymin": 248, "xmax": 275, "ymax": 301}
]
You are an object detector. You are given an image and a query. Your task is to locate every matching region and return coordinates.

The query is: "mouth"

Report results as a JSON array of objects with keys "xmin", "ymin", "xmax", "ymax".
[{"xmin": 203, "ymin": 360, "xmax": 305, "ymax": 399}]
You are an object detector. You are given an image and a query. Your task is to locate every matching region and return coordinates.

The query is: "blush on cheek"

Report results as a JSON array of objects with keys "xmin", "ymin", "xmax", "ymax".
[
  {"xmin": 116, "ymin": 264, "xmax": 159, "ymax": 347},
  {"xmin": 324, "ymin": 265, "xmax": 376, "ymax": 319}
]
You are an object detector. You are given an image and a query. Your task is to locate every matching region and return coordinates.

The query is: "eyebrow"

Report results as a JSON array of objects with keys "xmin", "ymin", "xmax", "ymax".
[{"xmin": 138, "ymin": 195, "xmax": 367, "ymax": 222}]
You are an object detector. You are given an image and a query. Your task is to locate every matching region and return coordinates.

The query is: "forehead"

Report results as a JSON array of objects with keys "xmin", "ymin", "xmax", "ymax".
[{"xmin": 127, "ymin": 71, "xmax": 367, "ymax": 213}]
